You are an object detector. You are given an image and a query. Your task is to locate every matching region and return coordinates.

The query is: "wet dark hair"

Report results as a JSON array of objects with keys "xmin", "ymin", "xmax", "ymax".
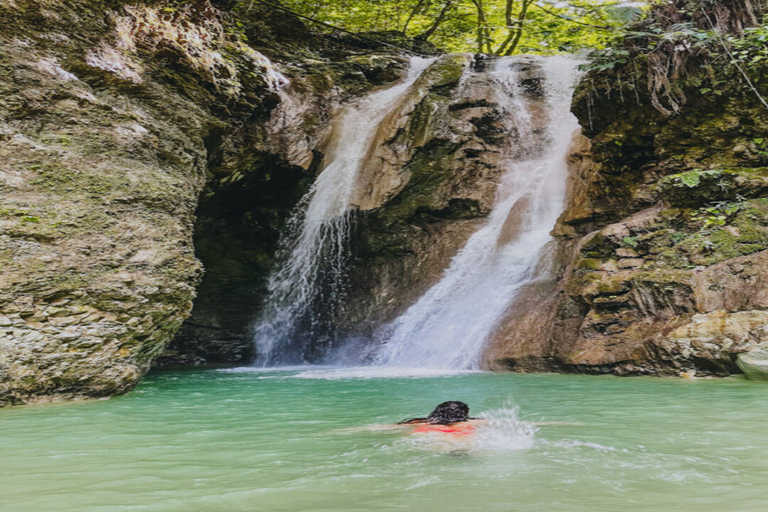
[{"xmin": 399, "ymin": 401, "xmax": 471, "ymax": 425}]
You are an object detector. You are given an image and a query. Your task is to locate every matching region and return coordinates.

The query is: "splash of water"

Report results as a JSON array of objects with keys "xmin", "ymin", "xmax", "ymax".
[
  {"xmin": 253, "ymin": 58, "xmax": 436, "ymax": 365},
  {"xmin": 291, "ymin": 366, "xmax": 477, "ymax": 380},
  {"xmin": 374, "ymin": 55, "xmax": 583, "ymax": 370},
  {"xmin": 403, "ymin": 403, "xmax": 537, "ymax": 454},
  {"xmin": 473, "ymin": 403, "xmax": 539, "ymax": 450}
]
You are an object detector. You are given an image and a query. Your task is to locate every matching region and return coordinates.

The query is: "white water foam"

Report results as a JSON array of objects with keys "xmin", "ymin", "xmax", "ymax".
[
  {"xmin": 252, "ymin": 57, "xmax": 436, "ymax": 365},
  {"xmin": 219, "ymin": 365, "xmax": 330, "ymax": 374},
  {"xmin": 291, "ymin": 366, "xmax": 477, "ymax": 380},
  {"xmin": 374, "ymin": 55, "xmax": 583, "ymax": 370},
  {"xmin": 403, "ymin": 403, "xmax": 537, "ymax": 453},
  {"xmin": 222, "ymin": 365, "xmax": 475, "ymax": 380}
]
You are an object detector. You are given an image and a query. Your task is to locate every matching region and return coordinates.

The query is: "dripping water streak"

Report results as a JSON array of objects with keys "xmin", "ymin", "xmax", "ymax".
[
  {"xmin": 374, "ymin": 55, "xmax": 583, "ymax": 370},
  {"xmin": 253, "ymin": 57, "xmax": 436, "ymax": 366}
]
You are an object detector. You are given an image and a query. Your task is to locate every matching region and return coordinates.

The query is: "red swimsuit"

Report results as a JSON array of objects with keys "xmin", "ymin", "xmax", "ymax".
[{"xmin": 412, "ymin": 423, "xmax": 475, "ymax": 436}]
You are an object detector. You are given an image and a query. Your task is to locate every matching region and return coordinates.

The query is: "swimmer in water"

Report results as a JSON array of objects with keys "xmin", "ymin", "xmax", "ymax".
[
  {"xmin": 337, "ymin": 401, "xmax": 578, "ymax": 433},
  {"xmin": 398, "ymin": 401, "xmax": 481, "ymax": 436}
]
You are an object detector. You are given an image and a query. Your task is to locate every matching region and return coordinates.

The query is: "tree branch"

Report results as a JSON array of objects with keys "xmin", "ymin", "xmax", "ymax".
[
  {"xmin": 503, "ymin": 0, "xmax": 534, "ymax": 56},
  {"xmin": 415, "ymin": 0, "xmax": 455, "ymax": 41},
  {"xmin": 533, "ymin": 2, "xmax": 612, "ymax": 31},
  {"xmin": 403, "ymin": 0, "xmax": 427, "ymax": 35}
]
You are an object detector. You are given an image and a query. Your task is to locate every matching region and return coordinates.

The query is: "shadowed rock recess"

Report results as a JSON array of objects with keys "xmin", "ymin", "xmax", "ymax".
[{"xmin": 3, "ymin": 0, "xmax": 768, "ymax": 406}]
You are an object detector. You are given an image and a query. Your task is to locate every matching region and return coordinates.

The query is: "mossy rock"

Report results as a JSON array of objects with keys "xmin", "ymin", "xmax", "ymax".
[
  {"xmin": 580, "ymin": 232, "xmax": 616, "ymax": 259},
  {"xmin": 657, "ymin": 168, "xmax": 768, "ymax": 206}
]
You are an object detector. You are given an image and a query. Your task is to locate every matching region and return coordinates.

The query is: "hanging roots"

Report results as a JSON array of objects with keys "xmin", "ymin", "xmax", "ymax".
[{"xmin": 598, "ymin": 0, "xmax": 768, "ymax": 116}]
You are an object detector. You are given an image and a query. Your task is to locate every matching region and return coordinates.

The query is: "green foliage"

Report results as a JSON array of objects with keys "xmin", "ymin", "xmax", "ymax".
[
  {"xmin": 753, "ymin": 137, "xmax": 768, "ymax": 158},
  {"xmin": 690, "ymin": 200, "xmax": 744, "ymax": 228},
  {"xmin": 582, "ymin": 1, "xmax": 768, "ymax": 116},
  {"xmin": 586, "ymin": 45, "xmax": 630, "ymax": 72},
  {"xmin": 276, "ymin": 0, "xmax": 644, "ymax": 54},
  {"xmin": 729, "ymin": 18, "xmax": 768, "ymax": 70},
  {"xmin": 671, "ymin": 169, "xmax": 722, "ymax": 188},
  {"xmin": 621, "ymin": 236, "xmax": 639, "ymax": 248},
  {"xmin": 680, "ymin": 171, "xmax": 702, "ymax": 188},
  {"xmin": 670, "ymin": 231, "xmax": 688, "ymax": 243}
]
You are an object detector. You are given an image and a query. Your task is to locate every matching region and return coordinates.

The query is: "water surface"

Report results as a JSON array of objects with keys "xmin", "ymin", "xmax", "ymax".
[{"xmin": 2, "ymin": 368, "xmax": 768, "ymax": 511}]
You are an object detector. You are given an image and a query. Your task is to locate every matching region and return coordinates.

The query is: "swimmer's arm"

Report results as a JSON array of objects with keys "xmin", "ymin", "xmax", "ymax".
[
  {"xmin": 336, "ymin": 420, "xmax": 581, "ymax": 432},
  {"xmin": 335, "ymin": 423, "xmax": 413, "ymax": 432}
]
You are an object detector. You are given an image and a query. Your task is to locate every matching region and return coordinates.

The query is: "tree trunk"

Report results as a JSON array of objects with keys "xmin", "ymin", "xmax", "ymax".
[
  {"xmin": 414, "ymin": 0, "xmax": 454, "ymax": 41},
  {"xmin": 471, "ymin": 0, "xmax": 492, "ymax": 53},
  {"xmin": 503, "ymin": 0, "xmax": 534, "ymax": 56},
  {"xmin": 403, "ymin": 0, "xmax": 428, "ymax": 35},
  {"xmin": 494, "ymin": 0, "xmax": 517, "ymax": 55}
]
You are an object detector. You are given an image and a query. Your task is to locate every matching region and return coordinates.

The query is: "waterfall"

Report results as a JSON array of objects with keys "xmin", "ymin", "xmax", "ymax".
[
  {"xmin": 373, "ymin": 55, "xmax": 582, "ymax": 370},
  {"xmin": 253, "ymin": 57, "xmax": 436, "ymax": 365}
]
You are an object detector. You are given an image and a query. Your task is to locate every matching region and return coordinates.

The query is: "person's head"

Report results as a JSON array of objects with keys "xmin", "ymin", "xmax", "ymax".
[{"xmin": 426, "ymin": 401, "xmax": 469, "ymax": 425}]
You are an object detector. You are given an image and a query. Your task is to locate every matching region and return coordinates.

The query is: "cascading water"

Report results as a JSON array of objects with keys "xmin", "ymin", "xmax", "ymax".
[
  {"xmin": 373, "ymin": 55, "xmax": 583, "ymax": 370},
  {"xmin": 253, "ymin": 57, "xmax": 435, "ymax": 365}
]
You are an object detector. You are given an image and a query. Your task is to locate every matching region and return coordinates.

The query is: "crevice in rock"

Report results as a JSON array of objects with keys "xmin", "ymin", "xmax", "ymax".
[{"xmin": 156, "ymin": 152, "xmax": 320, "ymax": 366}]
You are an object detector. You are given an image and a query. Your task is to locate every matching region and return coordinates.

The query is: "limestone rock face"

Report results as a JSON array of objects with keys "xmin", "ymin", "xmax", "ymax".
[
  {"xmin": 0, "ymin": 2, "xmax": 213, "ymax": 404},
  {"xmin": 0, "ymin": 0, "xmax": 408, "ymax": 404}
]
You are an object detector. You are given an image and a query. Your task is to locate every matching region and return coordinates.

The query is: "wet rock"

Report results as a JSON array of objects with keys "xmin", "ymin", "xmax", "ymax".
[
  {"xmin": 737, "ymin": 348, "xmax": 768, "ymax": 380},
  {"xmin": 341, "ymin": 55, "xmax": 555, "ymax": 334}
]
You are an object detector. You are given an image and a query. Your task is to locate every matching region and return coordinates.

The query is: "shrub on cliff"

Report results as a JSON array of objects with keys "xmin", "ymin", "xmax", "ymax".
[{"xmin": 584, "ymin": 0, "xmax": 768, "ymax": 116}]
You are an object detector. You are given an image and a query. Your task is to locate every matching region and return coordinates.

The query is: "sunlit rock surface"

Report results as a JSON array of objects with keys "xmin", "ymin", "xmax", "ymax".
[{"xmin": 737, "ymin": 347, "xmax": 768, "ymax": 380}]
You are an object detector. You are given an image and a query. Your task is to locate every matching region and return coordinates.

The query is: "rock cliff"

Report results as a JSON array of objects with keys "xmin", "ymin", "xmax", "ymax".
[
  {"xmin": 486, "ymin": 0, "xmax": 768, "ymax": 377},
  {"xmin": 0, "ymin": 0, "xmax": 412, "ymax": 404},
  {"xmin": 3, "ymin": 0, "xmax": 768, "ymax": 406}
]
